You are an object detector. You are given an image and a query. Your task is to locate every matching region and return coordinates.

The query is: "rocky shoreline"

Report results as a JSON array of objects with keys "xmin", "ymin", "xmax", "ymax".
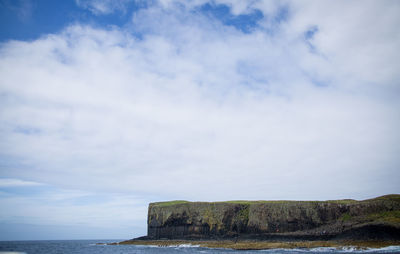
[{"xmin": 114, "ymin": 239, "xmax": 400, "ymax": 250}]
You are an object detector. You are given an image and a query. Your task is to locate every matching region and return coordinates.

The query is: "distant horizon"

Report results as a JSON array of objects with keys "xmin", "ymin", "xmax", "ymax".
[
  {"xmin": 0, "ymin": 238, "xmax": 124, "ymax": 242},
  {"xmin": 0, "ymin": 193, "xmax": 399, "ymax": 240}
]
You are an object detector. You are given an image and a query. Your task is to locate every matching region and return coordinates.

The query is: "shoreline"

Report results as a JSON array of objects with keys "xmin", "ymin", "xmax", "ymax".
[{"xmin": 114, "ymin": 239, "xmax": 400, "ymax": 250}]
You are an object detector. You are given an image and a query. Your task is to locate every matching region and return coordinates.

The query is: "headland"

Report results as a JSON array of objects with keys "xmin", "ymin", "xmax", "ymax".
[{"xmin": 118, "ymin": 194, "xmax": 400, "ymax": 250}]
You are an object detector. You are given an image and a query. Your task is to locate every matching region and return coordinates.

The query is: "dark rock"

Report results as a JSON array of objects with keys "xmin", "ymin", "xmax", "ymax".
[{"xmin": 145, "ymin": 195, "xmax": 400, "ymax": 240}]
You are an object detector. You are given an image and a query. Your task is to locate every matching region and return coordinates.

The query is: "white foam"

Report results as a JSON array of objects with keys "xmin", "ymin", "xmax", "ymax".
[
  {"xmin": 309, "ymin": 245, "xmax": 400, "ymax": 253},
  {"xmin": 308, "ymin": 247, "xmax": 338, "ymax": 252},
  {"xmin": 363, "ymin": 245, "xmax": 400, "ymax": 253},
  {"xmin": 172, "ymin": 244, "xmax": 201, "ymax": 248},
  {"xmin": 260, "ymin": 245, "xmax": 400, "ymax": 253},
  {"xmin": 143, "ymin": 243, "xmax": 201, "ymax": 248}
]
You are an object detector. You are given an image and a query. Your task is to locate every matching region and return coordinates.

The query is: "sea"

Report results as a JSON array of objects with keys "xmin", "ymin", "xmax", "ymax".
[{"xmin": 0, "ymin": 240, "xmax": 400, "ymax": 254}]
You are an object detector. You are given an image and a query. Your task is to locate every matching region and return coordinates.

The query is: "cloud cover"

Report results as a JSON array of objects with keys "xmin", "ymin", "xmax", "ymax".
[{"xmin": 0, "ymin": 0, "xmax": 399, "ymax": 239}]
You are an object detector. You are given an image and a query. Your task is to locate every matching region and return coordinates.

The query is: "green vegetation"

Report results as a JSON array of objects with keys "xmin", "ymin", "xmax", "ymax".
[
  {"xmin": 370, "ymin": 194, "xmax": 400, "ymax": 201},
  {"xmin": 325, "ymin": 199, "xmax": 357, "ymax": 204},
  {"xmin": 338, "ymin": 209, "xmax": 400, "ymax": 224},
  {"xmin": 203, "ymin": 206, "xmax": 220, "ymax": 231},
  {"xmin": 222, "ymin": 200, "xmax": 296, "ymax": 204},
  {"xmin": 153, "ymin": 199, "xmax": 360, "ymax": 207},
  {"xmin": 341, "ymin": 213, "xmax": 352, "ymax": 222},
  {"xmin": 236, "ymin": 204, "xmax": 250, "ymax": 222},
  {"xmin": 151, "ymin": 200, "xmax": 189, "ymax": 207},
  {"xmin": 367, "ymin": 210, "xmax": 400, "ymax": 224},
  {"xmin": 150, "ymin": 195, "xmax": 400, "ymax": 208}
]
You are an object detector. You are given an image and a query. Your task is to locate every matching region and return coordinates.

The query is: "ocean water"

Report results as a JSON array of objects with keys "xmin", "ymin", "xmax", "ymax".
[{"xmin": 0, "ymin": 240, "xmax": 400, "ymax": 254}]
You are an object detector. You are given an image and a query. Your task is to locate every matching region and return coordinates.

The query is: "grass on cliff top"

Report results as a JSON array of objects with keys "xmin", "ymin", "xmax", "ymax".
[
  {"xmin": 151, "ymin": 199, "xmax": 355, "ymax": 207},
  {"xmin": 150, "ymin": 195, "xmax": 400, "ymax": 207},
  {"xmin": 369, "ymin": 194, "xmax": 400, "ymax": 201},
  {"xmin": 151, "ymin": 200, "xmax": 189, "ymax": 207},
  {"xmin": 219, "ymin": 199, "xmax": 359, "ymax": 205}
]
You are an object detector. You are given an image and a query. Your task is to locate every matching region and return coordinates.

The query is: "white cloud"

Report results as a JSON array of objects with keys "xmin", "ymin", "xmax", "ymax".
[
  {"xmin": 0, "ymin": 178, "xmax": 44, "ymax": 187},
  {"xmin": 281, "ymin": 0, "xmax": 400, "ymax": 91},
  {"xmin": 1, "ymin": 0, "xmax": 399, "ymax": 208},
  {"xmin": 75, "ymin": 0, "xmax": 136, "ymax": 15}
]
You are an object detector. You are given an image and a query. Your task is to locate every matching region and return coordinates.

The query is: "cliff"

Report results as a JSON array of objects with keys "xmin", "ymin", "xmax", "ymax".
[{"xmin": 146, "ymin": 195, "xmax": 400, "ymax": 240}]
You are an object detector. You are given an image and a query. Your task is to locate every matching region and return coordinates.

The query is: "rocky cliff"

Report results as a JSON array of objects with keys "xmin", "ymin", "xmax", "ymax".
[{"xmin": 146, "ymin": 195, "xmax": 400, "ymax": 240}]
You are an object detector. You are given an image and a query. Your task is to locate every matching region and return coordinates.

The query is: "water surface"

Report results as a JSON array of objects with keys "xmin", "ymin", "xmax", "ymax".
[{"xmin": 1, "ymin": 240, "xmax": 399, "ymax": 254}]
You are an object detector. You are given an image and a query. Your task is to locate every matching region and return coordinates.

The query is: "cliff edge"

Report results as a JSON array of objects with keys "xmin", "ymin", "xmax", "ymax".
[{"xmin": 146, "ymin": 195, "xmax": 400, "ymax": 240}]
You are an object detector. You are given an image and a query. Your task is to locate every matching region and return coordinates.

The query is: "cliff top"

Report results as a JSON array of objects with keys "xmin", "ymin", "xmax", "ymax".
[{"xmin": 150, "ymin": 194, "xmax": 400, "ymax": 207}]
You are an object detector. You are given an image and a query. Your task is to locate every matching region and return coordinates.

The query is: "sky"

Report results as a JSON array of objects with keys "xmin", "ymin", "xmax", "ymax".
[{"xmin": 0, "ymin": 0, "xmax": 399, "ymax": 241}]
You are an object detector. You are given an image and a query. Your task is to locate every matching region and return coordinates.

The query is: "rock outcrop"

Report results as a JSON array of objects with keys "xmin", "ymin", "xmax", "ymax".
[{"xmin": 146, "ymin": 195, "xmax": 400, "ymax": 240}]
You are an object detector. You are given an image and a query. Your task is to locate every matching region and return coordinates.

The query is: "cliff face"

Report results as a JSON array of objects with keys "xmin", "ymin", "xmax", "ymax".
[{"xmin": 147, "ymin": 195, "xmax": 400, "ymax": 240}]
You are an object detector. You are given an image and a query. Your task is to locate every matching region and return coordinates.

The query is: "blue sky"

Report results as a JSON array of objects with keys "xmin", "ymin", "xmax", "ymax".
[
  {"xmin": 0, "ymin": 0, "xmax": 144, "ymax": 41},
  {"xmin": 1, "ymin": 0, "xmax": 400, "ymax": 240}
]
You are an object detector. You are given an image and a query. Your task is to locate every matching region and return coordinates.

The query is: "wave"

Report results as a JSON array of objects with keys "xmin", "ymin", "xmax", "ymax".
[
  {"xmin": 311, "ymin": 246, "xmax": 400, "ymax": 253},
  {"xmin": 259, "ymin": 246, "xmax": 400, "ymax": 253},
  {"xmin": 170, "ymin": 244, "xmax": 201, "ymax": 248},
  {"xmin": 133, "ymin": 243, "xmax": 202, "ymax": 248}
]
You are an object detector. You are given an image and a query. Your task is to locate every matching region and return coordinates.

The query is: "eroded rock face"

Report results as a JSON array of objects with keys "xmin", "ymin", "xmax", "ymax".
[{"xmin": 147, "ymin": 195, "xmax": 400, "ymax": 240}]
